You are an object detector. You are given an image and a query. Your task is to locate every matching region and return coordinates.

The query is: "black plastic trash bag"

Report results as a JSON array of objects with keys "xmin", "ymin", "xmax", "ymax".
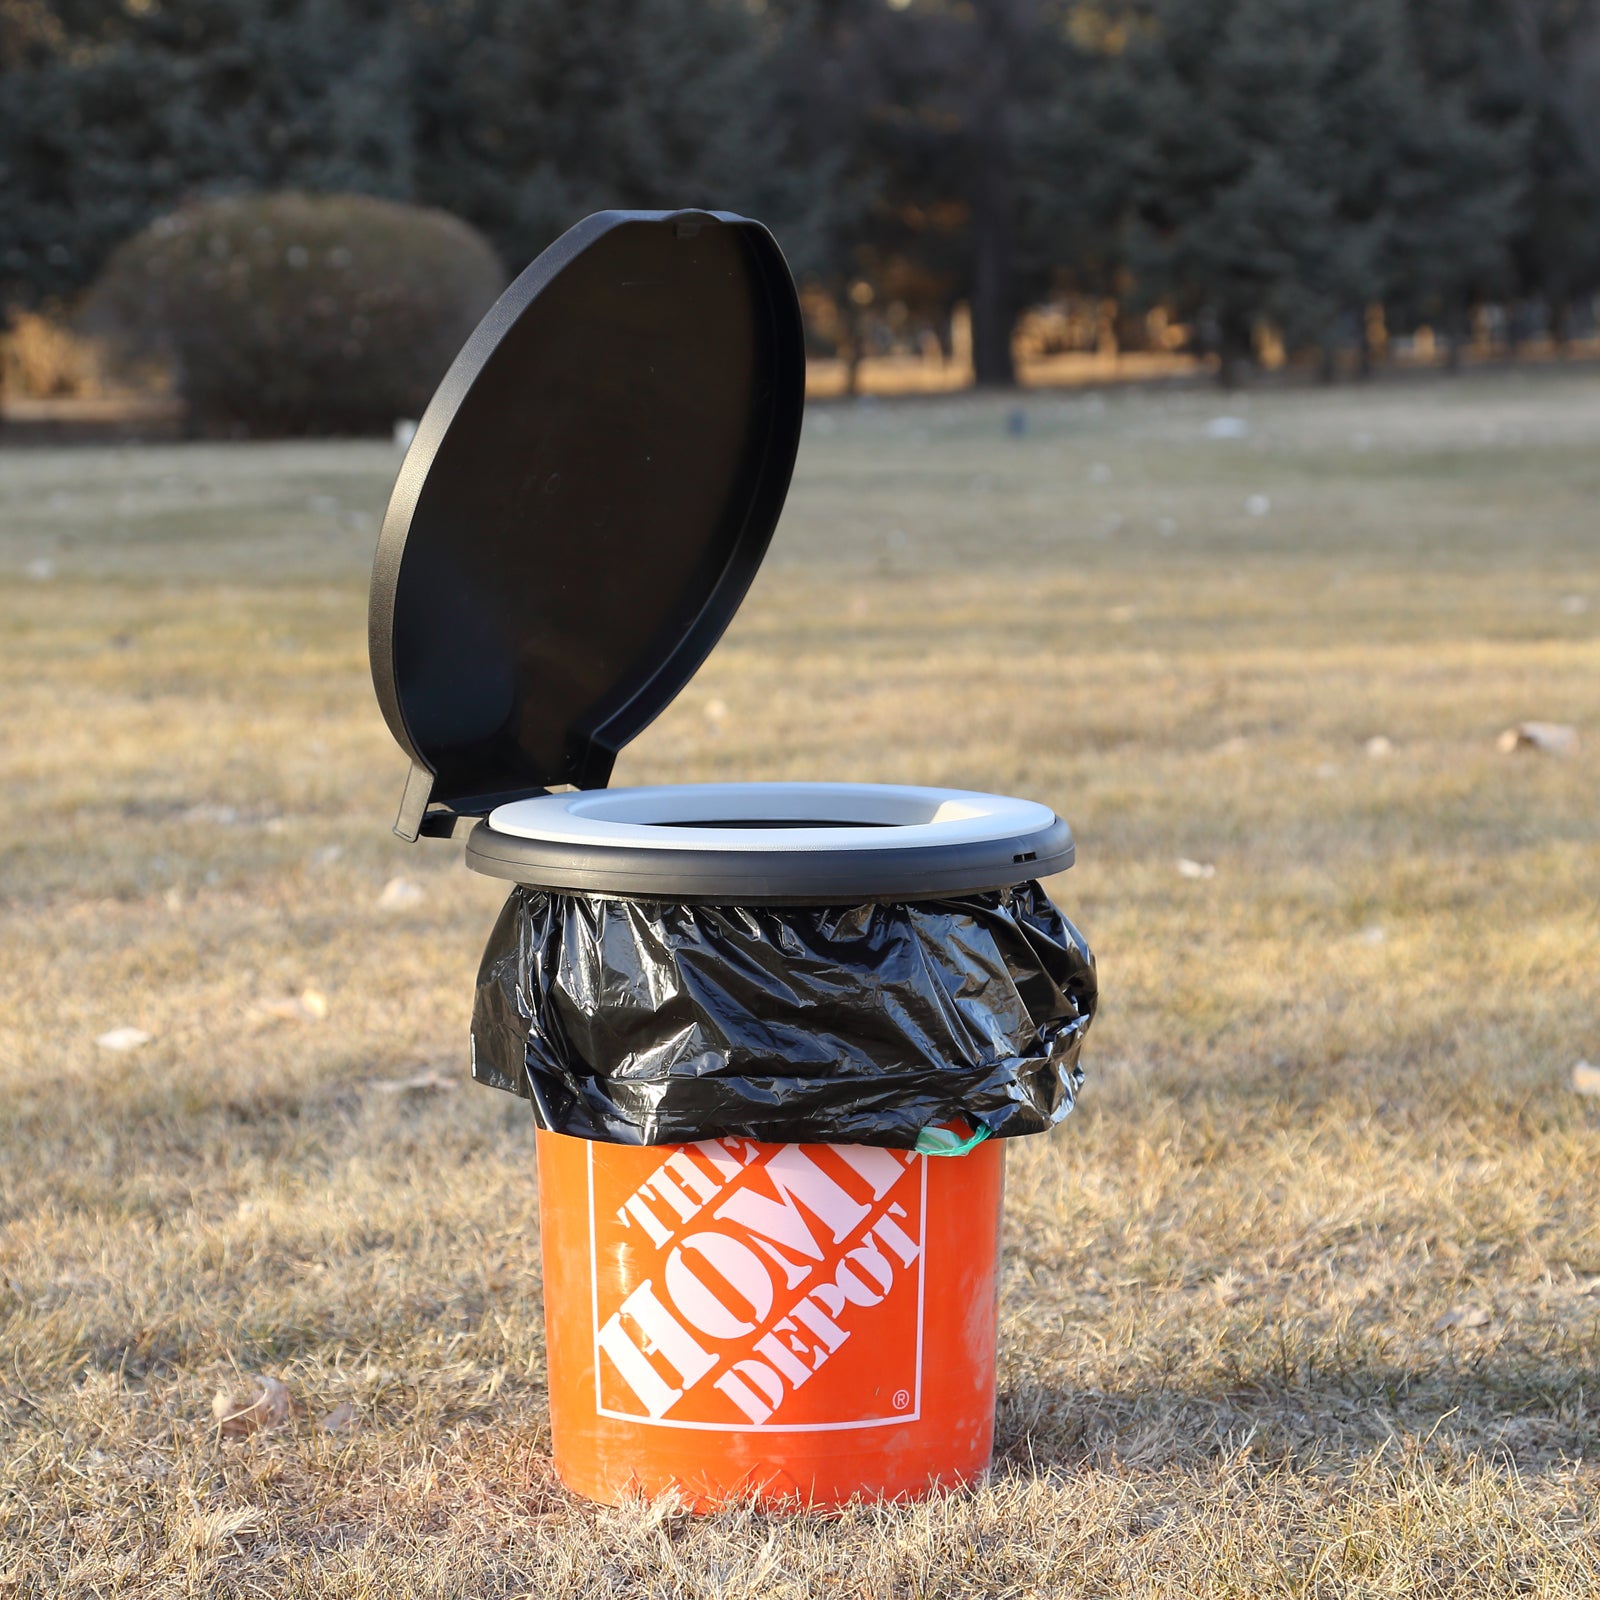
[{"xmin": 469, "ymin": 882, "xmax": 1095, "ymax": 1149}]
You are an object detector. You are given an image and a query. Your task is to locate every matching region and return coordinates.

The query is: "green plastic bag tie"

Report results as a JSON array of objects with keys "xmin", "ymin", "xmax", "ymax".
[{"xmin": 913, "ymin": 1123, "xmax": 992, "ymax": 1157}]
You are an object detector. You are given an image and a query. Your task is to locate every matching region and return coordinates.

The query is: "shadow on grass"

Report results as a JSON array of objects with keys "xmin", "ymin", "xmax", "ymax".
[{"xmin": 995, "ymin": 1344, "xmax": 1600, "ymax": 1477}]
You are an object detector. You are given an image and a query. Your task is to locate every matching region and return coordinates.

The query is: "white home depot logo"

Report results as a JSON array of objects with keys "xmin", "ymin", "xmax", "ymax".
[{"xmin": 588, "ymin": 1139, "xmax": 926, "ymax": 1431}]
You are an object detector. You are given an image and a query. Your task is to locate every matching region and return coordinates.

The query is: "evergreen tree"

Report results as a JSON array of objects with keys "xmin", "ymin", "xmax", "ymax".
[
  {"xmin": 779, "ymin": 0, "xmax": 1094, "ymax": 388},
  {"xmin": 0, "ymin": 0, "xmax": 413, "ymax": 305},
  {"xmin": 407, "ymin": 0, "xmax": 790, "ymax": 275},
  {"xmin": 1102, "ymin": 0, "xmax": 1376, "ymax": 379},
  {"xmin": 0, "ymin": 0, "xmax": 792, "ymax": 306},
  {"xmin": 1407, "ymin": 0, "xmax": 1600, "ymax": 339},
  {"xmin": 759, "ymin": 2, "xmax": 896, "ymax": 296},
  {"xmin": 1098, "ymin": 0, "xmax": 1523, "ymax": 380},
  {"xmin": 0, "ymin": 0, "xmax": 1580, "ymax": 385}
]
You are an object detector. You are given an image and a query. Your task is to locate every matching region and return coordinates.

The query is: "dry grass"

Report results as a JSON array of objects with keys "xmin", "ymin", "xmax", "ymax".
[{"xmin": 2, "ymin": 370, "xmax": 1598, "ymax": 1596}]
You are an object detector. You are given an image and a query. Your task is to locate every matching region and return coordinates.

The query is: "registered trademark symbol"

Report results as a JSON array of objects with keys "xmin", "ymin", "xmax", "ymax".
[{"xmin": 892, "ymin": 1389, "xmax": 911, "ymax": 1411}]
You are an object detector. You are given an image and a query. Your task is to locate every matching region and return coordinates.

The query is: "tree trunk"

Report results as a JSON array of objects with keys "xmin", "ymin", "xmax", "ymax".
[
  {"xmin": 1216, "ymin": 313, "xmax": 1252, "ymax": 388},
  {"xmin": 1360, "ymin": 301, "xmax": 1386, "ymax": 379},
  {"xmin": 1552, "ymin": 295, "xmax": 1571, "ymax": 352},
  {"xmin": 1445, "ymin": 301, "xmax": 1466, "ymax": 371},
  {"xmin": 845, "ymin": 307, "xmax": 867, "ymax": 396},
  {"xmin": 969, "ymin": 2, "xmax": 1018, "ymax": 388}
]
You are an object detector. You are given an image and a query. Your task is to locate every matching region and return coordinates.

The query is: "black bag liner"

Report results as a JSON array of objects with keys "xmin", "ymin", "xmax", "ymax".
[{"xmin": 470, "ymin": 882, "xmax": 1096, "ymax": 1148}]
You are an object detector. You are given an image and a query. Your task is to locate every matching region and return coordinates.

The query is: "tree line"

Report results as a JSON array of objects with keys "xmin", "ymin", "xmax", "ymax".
[{"xmin": 3, "ymin": 0, "xmax": 1598, "ymax": 386}]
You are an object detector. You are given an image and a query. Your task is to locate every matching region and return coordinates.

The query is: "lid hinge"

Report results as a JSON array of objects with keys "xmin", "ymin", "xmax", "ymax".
[
  {"xmin": 570, "ymin": 740, "xmax": 617, "ymax": 791},
  {"xmin": 395, "ymin": 764, "xmax": 551, "ymax": 840},
  {"xmin": 393, "ymin": 761, "xmax": 435, "ymax": 842},
  {"xmin": 417, "ymin": 809, "xmax": 471, "ymax": 839}
]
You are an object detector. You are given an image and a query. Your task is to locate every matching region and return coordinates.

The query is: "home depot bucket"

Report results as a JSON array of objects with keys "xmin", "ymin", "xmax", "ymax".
[{"xmin": 536, "ymin": 1127, "xmax": 1006, "ymax": 1509}]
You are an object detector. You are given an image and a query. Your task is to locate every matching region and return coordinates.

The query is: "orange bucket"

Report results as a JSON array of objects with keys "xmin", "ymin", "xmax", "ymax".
[{"xmin": 535, "ymin": 1127, "xmax": 1006, "ymax": 1509}]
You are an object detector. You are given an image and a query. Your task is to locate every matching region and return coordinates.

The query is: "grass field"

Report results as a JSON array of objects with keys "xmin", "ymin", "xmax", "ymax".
[{"xmin": 2, "ymin": 370, "xmax": 1598, "ymax": 1596}]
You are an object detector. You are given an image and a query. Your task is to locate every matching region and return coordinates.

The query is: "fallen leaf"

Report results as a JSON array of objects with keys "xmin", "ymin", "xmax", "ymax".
[
  {"xmin": 1364, "ymin": 735, "xmax": 1395, "ymax": 758},
  {"xmin": 1176, "ymin": 858, "xmax": 1216, "ymax": 880},
  {"xmin": 376, "ymin": 876, "xmax": 425, "ymax": 910},
  {"xmin": 371, "ymin": 1070, "xmax": 456, "ymax": 1095},
  {"xmin": 1435, "ymin": 1305, "xmax": 1492, "ymax": 1332},
  {"xmin": 1572, "ymin": 1061, "xmax": 1600, "ymax": 1097},
  {"xmin": 318, "ymin": 1401, "xmax": 357, "ymax": 1434},
  {"xmin": 213, "ymin": 1375, "xmax": 291, "ymax": 1437},
  {"xmin": 1497, "ymin": 721, "xmax": 1579, "ymax": 757},
  {"xmin": 96, "ymin": 1026, "xmax": 152, "ymax": 1052}
]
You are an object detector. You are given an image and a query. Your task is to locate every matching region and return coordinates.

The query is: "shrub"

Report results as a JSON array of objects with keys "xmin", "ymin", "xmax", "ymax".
[{"xmin": 81, "ymin": 192, "xmax": 505, "ymax": 435}]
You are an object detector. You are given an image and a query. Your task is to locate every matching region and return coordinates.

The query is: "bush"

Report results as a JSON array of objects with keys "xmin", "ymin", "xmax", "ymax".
[{"xmin": 81, "ymin": 192, "xmax": 506, "ymax": 435}]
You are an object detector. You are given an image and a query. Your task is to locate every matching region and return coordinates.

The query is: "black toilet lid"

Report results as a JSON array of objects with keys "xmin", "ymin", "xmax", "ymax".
[{"xmin": 368, "ymin": 210, "xmax": 806, "ymax": 837}]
